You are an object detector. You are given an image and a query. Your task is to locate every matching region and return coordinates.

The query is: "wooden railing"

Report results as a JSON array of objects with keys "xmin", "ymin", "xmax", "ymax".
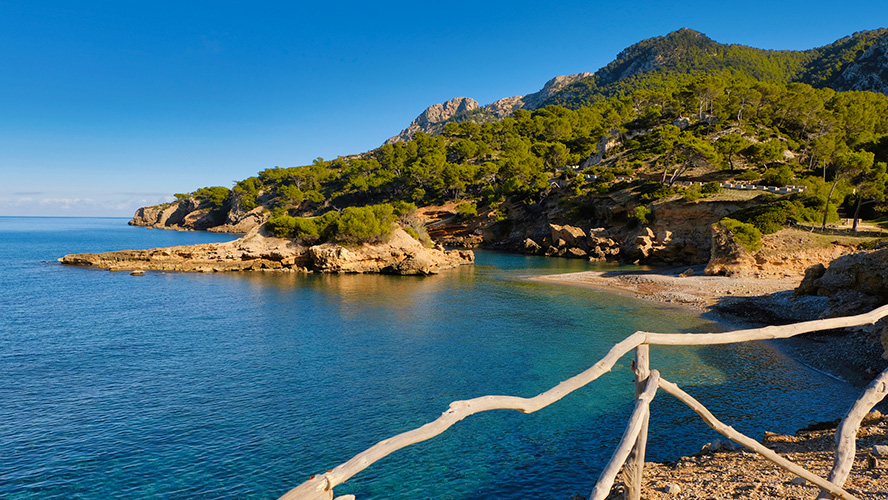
[{"xmin": 279, "ymin": 305, "xmax": 888, "ymax": 500}]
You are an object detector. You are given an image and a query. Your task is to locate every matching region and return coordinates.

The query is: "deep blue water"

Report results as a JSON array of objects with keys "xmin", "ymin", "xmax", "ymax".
[{"xmin": 0, "ymin": 217, "xmax": 858, "ymax": 499}]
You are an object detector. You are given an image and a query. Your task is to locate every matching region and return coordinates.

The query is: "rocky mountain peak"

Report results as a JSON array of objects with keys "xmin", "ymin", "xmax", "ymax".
[
  {"xmin": 485, "ymin": 72, "xmax": 594, "ymax": 118},
  {"xmin": 598, "ymin": 28, "xmax": 719, "ymax": 84},
  {"xmin": 385, "ymin": 97, "xmax": 479, "ymax": 144},
  {"xmin": 385, "ymin": 72, "xmax": 596, "ymax": 144}
]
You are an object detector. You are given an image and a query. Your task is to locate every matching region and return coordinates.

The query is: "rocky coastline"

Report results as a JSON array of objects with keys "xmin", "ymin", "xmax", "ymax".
[
  {"xmin": 121, "ymin": 198, "xmax": 888, "ymax": 498},
  {"xmin": 59, "ymin": 227, "xmax": 474, "ymax": 276},
  {"xmin": 536, "ymin": 251, "xmax": 888, "ymax": 499}
]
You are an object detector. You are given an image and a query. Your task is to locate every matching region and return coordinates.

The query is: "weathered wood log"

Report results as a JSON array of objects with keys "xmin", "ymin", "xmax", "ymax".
[
  {"xmin": 817, "ymin": 366, "xmax": 888, "ymax": 499},
  {"xmin": 589, "ymin": 370, "xmax": 660, "ymax": 500},
  {"xmin": 643, "ymin": 303, "xmax": 888, "ymax": 346},
  {"xmin": 276, "ymin": 332, "xmax": 648, "ymax": 499},
  {"xmin": 657, "ymin": 378, "xmax": 860, "ymax": 500},
  {"xmin": 278, "ymin": 476, "xmax": 331, "ymax": 500},
  {"xmin": 625, "ymin": 345, "xmax": 650, "ymax": 500}
]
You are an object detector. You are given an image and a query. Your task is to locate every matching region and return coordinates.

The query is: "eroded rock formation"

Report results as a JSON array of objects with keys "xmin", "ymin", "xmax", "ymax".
[
  {"xmin": 385, "ymin": 97, "xmax": 480, "ymax": 144},
  {"xmin": 59, "ymin": 227, "xmax": 474, "ymax": 275},
  {"xmin": 795, "ymin": 246, "xmax": 888, "ymax": 316},
  {"xmin": 130, "ymin": 198, "xmax": 267, "ymax": 234}
]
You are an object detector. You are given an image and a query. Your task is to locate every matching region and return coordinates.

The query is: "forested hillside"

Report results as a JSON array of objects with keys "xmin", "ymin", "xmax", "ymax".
[{"xmin": 148, "ymin": 28, "xmax": 888, "ymax": 254}]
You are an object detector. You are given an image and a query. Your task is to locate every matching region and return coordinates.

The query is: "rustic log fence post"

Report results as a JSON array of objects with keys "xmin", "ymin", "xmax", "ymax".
[
  {"xmin": 817, "ymin": 366, "xmax": 888, "ymax": 499},
  {"xmin": 626, "ymin": 344, "xmax": 650, "ymax": 500},
  {"xmin": 589, "ymin": 370, "xmax": 660, "ymax": 500}
]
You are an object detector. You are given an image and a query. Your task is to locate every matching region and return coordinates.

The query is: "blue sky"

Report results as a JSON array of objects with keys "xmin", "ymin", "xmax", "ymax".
[{"xmin": 1, "ymin": 1, "xmax": 886, "ymax": 216}]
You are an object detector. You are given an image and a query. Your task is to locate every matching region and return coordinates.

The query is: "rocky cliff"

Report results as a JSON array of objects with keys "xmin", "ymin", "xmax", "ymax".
[
  {"xmin": 60, "ymin": 227, "xmax": 474, "ymax": 275},
  {"xmin": 795, "ymin": 245, "xmax": 888, "ymax": 317},
  {"xmin": 830, "ymin": 36, "xmax": 888, "ymax": 94},
  {"xmin": 385, "ymin": 73, "xmax": 593, "ymax": 144},
  {"xmin": 705, "ymin": 227, "xmax": 860, "ymax": 279},
  {"xmin": 385, "ymin": 97, "xmax": 480, "ymax": 144},
  {"xmin": 130, "ymin": 199, "xmax": 267, "ymax": 233},
  {"xmin": 439, "ymin": 194, "xmax": 760, "ymax": 267},
  {"xmin": 483, "ymin": 72, "xmax": 594, "ymax": 118}
]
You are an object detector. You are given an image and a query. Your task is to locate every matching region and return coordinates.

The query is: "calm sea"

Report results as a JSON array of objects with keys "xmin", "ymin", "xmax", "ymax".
[{"xmin": 0, "ymin": 217, "xmax": 857, "ymax": 499}]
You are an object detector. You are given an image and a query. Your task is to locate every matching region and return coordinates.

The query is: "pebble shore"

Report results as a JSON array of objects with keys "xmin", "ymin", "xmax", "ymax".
[{"xmin": 535, "ymin": 267, "xmax": 888, "ymax": 499}]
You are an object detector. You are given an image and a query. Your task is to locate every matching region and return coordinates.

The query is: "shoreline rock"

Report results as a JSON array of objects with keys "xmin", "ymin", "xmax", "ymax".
[
  {"xmin": 599, "ymin": 412, "xmax": 888, "ymax": 499},
  {"xmin": 59, "ymin": 227, "xmax": 474, "ymax": 276}
]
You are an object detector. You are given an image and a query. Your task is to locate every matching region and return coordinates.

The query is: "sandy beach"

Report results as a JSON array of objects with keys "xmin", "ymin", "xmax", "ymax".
[
  {"xmin": 533, "ymin": 266, "xmax": 887, "ymax": 388},
  {"xmin": 532, "ymin": 266, "xmax": 802, "ymax": 312}
]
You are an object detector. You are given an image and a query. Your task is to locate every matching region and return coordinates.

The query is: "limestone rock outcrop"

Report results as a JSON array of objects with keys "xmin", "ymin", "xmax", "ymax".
[
  {"xmin": 385, "ymin": 97, "xmax": 480, "ymax": 144},
  {"xmin": 580, "ymin": 134, "xmax": 619, "ymax": 168},
  {"xmin": 795, "ymin": 246, "xmax": 888, "ymax": 316},
  {"xmin": 307, "ymin": 229, "xmax": 473, "ymax": 275},
  {"xmin": 130, "ymin": 197, "xmax": 215, "ymax": 228},
  {"xmin": 831, "ymin": 36, "xmax": 888, "ymax": 95},
  {"xmin": 485, "ymin": 73, "xmax": 594, "ymax": 118},
  {"xmin": 130, "ymin": 199, "xmax": 266, "ymax": 234},
  {"xmin": 208, "ymin": 206, "xmax": 268, "ymax": 233},
  {"xmin": 60, "ymin": 228, "xmax": 474, "ymax": 275},
  {"xmin": 519, "ymin": 224, "xmax": 620, "ymax": 260},
  {"xmin": 385, "ymin": 73, "xmax": 594, "ymax": 144},
  {"xmin": 704, "ymin": 225, "xmax": 757, "ymax": 277}
]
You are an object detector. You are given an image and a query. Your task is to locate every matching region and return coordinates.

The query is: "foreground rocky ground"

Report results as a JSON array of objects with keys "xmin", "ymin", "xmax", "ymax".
[{"xmin": 598, "ymin": 412, "xmax": 888, "ymax": 500}]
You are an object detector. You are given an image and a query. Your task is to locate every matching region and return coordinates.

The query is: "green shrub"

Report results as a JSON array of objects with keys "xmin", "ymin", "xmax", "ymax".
[
  {"xmin": 305, "ymin": 190, "xmax": 326, "ymax": 204},
  {"xmin": 701, "ymin": 181, "xmax": 722, "ymax": 194},
  {"xmin": 315, "ymin": 211, "xmax": 342, "ymax": 240},
  {"xmin": 761, "ymin": 164, "xmax": 794, "ymax": 186},
  {"xmin": 192, "ymin": 186, "xmax": 231, "ymax": 210},
  {"xmin": 596, "ymin": 171, "xmax": 616, "ymax": 183},
  {"xmin": 639, "ymin": 181, "xmax": 677, "ymax": 201},
  {"xmin": 391, "ymin": 201, "xmax": 417, "ymax": 217},
  {"xmin": 233, "ymin": 177, "xmax": 261, "ymax": 211},
  {"xmin": 265, "ymin": 215, "xmax": 297, "ymax": 238},
  {"xmin": 277, "ymin": 185, "xmax": 304, "ymax": 205},
  {"xmin": 682, "ymin": 185, "xmax": 703, "ymax": 201},
  {"xmin": 736, "ymin": 170, "xmax": 760, "ymax": 181},
  {"xmin": 717, "ymin": 218, "xmax": 763, "ymax": 253},
  {"xmin": 629, "ymin": 205, "xmax": 652, "ymax": 226},
  {"xmin": 730, "ymin": 200, "xmax": 796, "ymax": 234},
  {"xmin": 333, "ymin": 204, "xmax": 397, "ymax": 244},
  {"xmin": 455, "ymin": 202, "xmax": 478, "ymax": 219}
]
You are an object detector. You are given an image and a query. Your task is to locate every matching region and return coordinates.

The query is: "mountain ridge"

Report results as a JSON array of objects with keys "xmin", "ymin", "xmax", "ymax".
[{"xmin": 389, "ymin": 27, "xmax": 888, "ymax": 143}]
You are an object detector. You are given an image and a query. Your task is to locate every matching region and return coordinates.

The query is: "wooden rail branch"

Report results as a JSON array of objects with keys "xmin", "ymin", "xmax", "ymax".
[
  {"xmin": 589, "ymin": 370, "xmax": 660, "ymax": 500},
  {"xmin": 657, "ymin": 378, "xmax": 860, "ymax": 500},
  {"xmin": 644, "ymin": 303, "xmax": 888, "ymax": 346},
  {"xmin": 817, "ymin": 365, "xmax": 888, "ymax": 500},
  {"xmin": 278, "ymin": 306, "xmax": 888, "ymax": 500},
  {"xmin": 276, "ymin": 332, "xmax": 648, "ymax": 500},
  {"xmin": 626, "ymin": 345, "xmax": 651, "ymax": 500}
]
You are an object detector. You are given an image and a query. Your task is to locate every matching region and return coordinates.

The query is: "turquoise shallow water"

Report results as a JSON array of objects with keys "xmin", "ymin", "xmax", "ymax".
[{"xmin": 0, "ymin": 217, "xmax": 858, "ymax": 499}]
